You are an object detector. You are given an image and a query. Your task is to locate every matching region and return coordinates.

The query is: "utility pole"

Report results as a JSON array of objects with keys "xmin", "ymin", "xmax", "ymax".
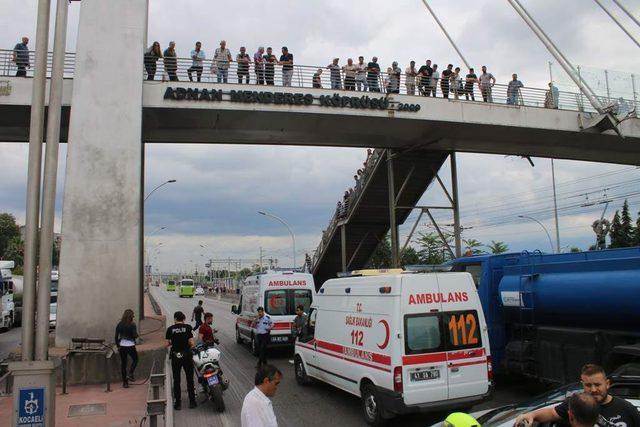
[
  {"xmin": 259, "ymin": 247, "xmax": 264, "ymax": 272},
  {"xmin": 551, "ymin": 160, "xmax": 561, "ymax": 253}
]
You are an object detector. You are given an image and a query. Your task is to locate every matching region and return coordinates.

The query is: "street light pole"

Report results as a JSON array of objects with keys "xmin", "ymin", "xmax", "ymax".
[
  {"xmin": 518, "ymin": 215, "xmax": 555, "ymax": 253},
  {"xmin": 144, "ymin": 179, "xmax": 177, "ymax": 202},
  {"xmin": 141, "ymin": 179, "xmax": 176, "ymax": 319},
  {"xmin": 258, "ymin": 211, "xmax": 296, "ymax": 270}
]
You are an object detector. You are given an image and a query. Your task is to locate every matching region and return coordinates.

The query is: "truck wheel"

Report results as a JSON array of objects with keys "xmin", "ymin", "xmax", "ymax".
[
  {"xmin": 361, "ymin": 384, "xmax": 387, "ymax": 426},
  {"xmin": 251, "ymin": 335, "xmax": 259, "ymax": 356},
  {"xmin": 294, "ymin": 357, "xmax": 311, "ymax": 385},
  {"xmin": 235, "ymin": 327, "xmax": 243, "ymax": 344},
  {"xmin": 210, "ymin": 385, "xmax": 225, "ymax": 412}
]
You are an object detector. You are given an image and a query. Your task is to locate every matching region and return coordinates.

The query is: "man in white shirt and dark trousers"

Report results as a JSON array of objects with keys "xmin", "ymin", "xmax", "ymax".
[
  {"xmin": 241, "ymin": 364, "xmax": 282, "ymax": 427},
  {"xmin": 253, "ymin": 307, "xmax": 273, "ymax": 368}
]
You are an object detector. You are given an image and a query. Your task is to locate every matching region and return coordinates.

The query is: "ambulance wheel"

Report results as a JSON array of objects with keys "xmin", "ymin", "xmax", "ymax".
[
  {"xmin": 251, "ymin": 335, "xmax": 259, "ymax": 356},
  {"xmin": 294, "ymin": 357, "xmax": 311, "ymax": 385},
  {"xmin": 235, "ymin": 327, "xmax": 243, "ymax": 344},
  {"xmin": 361, "ymin": 384, "xmax": 387, "ymax": 426}
]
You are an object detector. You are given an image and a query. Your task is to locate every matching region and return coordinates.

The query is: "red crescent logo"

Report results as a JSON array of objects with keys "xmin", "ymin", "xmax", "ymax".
[{"xmin": 377, "ymin": 319, "xmax": 390, "ymax": 349}]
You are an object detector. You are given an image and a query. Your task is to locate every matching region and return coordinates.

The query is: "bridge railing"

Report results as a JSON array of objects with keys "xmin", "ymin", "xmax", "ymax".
[
  {"xmin": 311, "ymin": 148, "xmax": 386, "ymax": 272},
  {"xmin": 1, "ymin": 49, "xmax": 638, "ymax": 115}
]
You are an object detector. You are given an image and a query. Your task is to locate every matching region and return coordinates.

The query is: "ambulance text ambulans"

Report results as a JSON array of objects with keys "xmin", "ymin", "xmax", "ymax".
[
  {"xmin": 231, "ymin": 271, "xmax": 315, "ymax": 355},
  {"xmin": 293, "ymin": 270, "xmax": 492, "ymax": 426}
]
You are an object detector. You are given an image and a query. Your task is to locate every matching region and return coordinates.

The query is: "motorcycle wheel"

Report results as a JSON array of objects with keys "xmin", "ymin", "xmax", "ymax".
[{"xmin": 210, "ymin": 385, "xmax": 225, "ymax": 412}]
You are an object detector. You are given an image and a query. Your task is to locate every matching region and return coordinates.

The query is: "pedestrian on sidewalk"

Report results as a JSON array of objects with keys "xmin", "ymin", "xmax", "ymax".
[
  {"xmin": 192, "ymin": 299, "xmax": 204, "ymax": 330},
  {"xmin": 288, "ymin": 305, "xmax": 307, "ymax": 364},
  {"xmin": 241, "ymin": 364, "xmax": 282, "ymax": 427},
  {"xmin": 166, "ymin": 311, "xmax": 197, "ymax": 410},
  {"xmin": 115, "ymin": 309, "xmax": 139, "ymax": 388},
  {"xmin": 252, "ymin": 307, "xmax": 273, "ymax": 368}
]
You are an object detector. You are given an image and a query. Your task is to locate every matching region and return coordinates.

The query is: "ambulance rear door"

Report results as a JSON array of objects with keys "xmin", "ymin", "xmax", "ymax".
[
  {"xmin": 401, "ymin": 274, "xmax": 449, "ymax": 405},
  {"xmin": 437, "ymin": 273, "xmax": 489, "ymax": 400}
]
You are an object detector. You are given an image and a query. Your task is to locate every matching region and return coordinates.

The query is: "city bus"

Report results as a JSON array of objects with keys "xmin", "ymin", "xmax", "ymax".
[
  {"xmin": 178, "ymin": 279, "xmax": 195, "ymax": 298},
  {"xmin": 166, "ymin": 280, "xmax": 176, "ymax": 292}
]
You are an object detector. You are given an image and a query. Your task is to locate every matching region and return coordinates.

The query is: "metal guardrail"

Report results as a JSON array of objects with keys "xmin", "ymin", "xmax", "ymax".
[
  {"xmin": 1, "ymin": 49, "xmax": 638, "ymax": 115},
  {"xmin": 146, "ymin": 358, "xmax": 167, "ymax": 427}
]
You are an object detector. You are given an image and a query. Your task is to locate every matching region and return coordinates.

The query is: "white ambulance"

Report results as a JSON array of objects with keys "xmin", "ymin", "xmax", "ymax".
[
  {"xmin": 293, "ymin": 269, "xmax": 492, "ymax": 426},
  {"xmin": 231, "ymin": 271, "xmax": 315, "ymax": 354}
]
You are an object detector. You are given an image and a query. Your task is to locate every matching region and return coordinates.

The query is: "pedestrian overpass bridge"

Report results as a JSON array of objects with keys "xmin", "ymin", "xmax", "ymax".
[{"xmin": 2, "ymin": 36, "xmax": 639, "ymax": 345}]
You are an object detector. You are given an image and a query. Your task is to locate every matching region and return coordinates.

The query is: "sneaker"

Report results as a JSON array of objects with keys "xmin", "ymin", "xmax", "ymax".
[
  {"xmin": 189, "ymin": 401, "xmax": 197, "ymax": 409},
  {"xmin": 123, "ymin": 382, "xmax": 129, "ymax": 388},
  {"xmin": 127, "ymin": 373, "xmax": 135, "ymax": 382},
  {"xmin": 288, "ymin": 359, "xmax": 294, "ymax": 365},
  {"xmin": 174, "ymin": 402, "xmax": 182, "ymax": 411}
]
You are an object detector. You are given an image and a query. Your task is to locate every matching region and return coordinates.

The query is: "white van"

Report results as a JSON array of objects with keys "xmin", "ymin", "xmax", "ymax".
[
  {"xmin": 232, "ymin": 271, "xmax": 315, "ymax": 354},
  {"xmin": 293, "ymin": 270, "xmax": 492, "ymax": 426}
]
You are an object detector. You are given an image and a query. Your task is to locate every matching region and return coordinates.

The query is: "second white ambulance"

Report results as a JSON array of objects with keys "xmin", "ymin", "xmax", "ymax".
[
  {"xmin": 232, "ymin": 271, "xmax": 315, "ymax": 354},
  {"xmin": 294, "ymin": 269, "xmax": 492, "ymax": 426}
]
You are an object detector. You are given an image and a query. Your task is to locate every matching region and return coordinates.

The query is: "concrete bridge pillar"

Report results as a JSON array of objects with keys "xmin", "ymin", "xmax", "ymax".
[{"xmin": 56, "ymin": 0, "xmax": 147, "ymax": 346}]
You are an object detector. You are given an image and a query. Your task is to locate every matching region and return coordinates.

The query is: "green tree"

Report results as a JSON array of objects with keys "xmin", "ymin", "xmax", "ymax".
[
  {"xmin": 634, "ymin": 210, "xmax": 640, "ymax": 246},
  {"xmin": 3, "ymin": 236, "xmax": 24, "ymax": 266},
  {"xmin": 620, "ymin": 200, "xmax": 634, "ymax": 247},
  {"xmin": 609, "ymin": 210, "xmax": 624, "ymax": 248},
  {"xmin": 366, "ymin": 235, "xmax": 391, "ymax": 269},
  {"xmin": 487, "ymin": 240, "xmax": 509, "ymax": 254},
  {"xmin": 416, "ymin": 232, "xmax": 452, "ymax": 264},
  {"xmin": 400, "ymin": 246, "xmax": 421, "ymax": 266},
  {"xmin": 0, "ymin": 213, "xmax": 21, "ymax": 259},
  {"xmin": 463, "ymin": 238, "xmax": 484, "ymax": 255}
]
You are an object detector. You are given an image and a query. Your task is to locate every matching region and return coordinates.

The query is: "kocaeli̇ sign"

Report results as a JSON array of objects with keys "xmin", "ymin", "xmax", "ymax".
[{"xmin": 17, "ymin": 387, "xmax": 45, "ymax": 426}]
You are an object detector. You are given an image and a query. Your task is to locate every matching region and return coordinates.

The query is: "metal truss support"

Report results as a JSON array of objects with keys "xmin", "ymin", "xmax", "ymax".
[
  {"xmin": 451, "ymin": 153, "xmax": 462, "ymax": 257},
  {"xmin": 387, "ymin": 150, "xmax": 399, "ymax": 268},
  {"xmin": 347, "ymin": 231, "xmax": 371, "ymax": 271}
]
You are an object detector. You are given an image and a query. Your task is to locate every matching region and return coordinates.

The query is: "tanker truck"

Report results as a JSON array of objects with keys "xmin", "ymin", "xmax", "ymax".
[{"xmin": 445, "ymin": 247, "xmax": 640, "ymax": 384}]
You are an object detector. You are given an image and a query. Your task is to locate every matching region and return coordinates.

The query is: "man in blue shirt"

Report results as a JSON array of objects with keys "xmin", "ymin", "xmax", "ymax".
[
  {"xmin": 252, "ymin": 307, "xmax": 273, "ymax": 368},
  {"xmin": 13, "ymin": 37, "xmax": 30, "ymax": 77}
]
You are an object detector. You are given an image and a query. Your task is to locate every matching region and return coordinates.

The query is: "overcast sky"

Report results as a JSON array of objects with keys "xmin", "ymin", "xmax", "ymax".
[{"xmin": 1, "ymin": 0, "xmax": 639, "ymax": 272}]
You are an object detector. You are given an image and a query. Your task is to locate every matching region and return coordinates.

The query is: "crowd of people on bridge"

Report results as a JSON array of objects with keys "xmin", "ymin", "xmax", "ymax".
[{"xmin": 11, "ymin": 35, "xmax": 563, "ymax": 108}]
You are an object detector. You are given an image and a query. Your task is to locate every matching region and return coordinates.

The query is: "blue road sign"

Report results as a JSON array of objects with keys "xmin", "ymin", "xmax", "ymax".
[{"xmin": 17, "ymin": 387, "xmax": 45, "ymax": 426}]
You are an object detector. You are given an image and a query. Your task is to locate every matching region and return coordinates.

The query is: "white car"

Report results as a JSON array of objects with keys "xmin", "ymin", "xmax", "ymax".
[{"xmin": 195, "ymin": 286, "xmax": 205, "ymax": 296}]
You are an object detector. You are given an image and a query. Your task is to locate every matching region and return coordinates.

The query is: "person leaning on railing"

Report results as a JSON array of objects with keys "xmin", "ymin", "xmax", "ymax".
[
  {"xmin": 236, "ymin": 46, "xmax": 251, "ymax": 84},
  {"xmin": 327, "ymin": 58, "xmax": 342, "ymax": 90},
  {"xmin": 188, "ymin": 41, "xmax": 205, "ymax": 83},
  {"xmin": 144, "ymin": 41, "xmax": 163, "ymax": 81},
  {"xmin": 253, "ymin": 46, "xmax": 265, "ymax": 85},
  {"xmin": 343, "ymin": 58, "xmax": 358, "ymax": 91},
  {"xmin": 279, "ymin": 46, "xmax": 294, "ymax": 87},
  {"xmin": 507, "ymin": 73, "xmax": 524, "ymax": 105},
  {"xmin": 163, "ymin": 41, "xmax": 178, "ymax": 82},
  {"xmin": 13, "ymin": 36, "xmax": 30, "ymax": 77}
]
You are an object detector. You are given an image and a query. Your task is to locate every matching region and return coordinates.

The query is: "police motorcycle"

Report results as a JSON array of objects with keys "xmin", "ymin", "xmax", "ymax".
[{"xmin": 192, "ymin": 339, "xmax": 228, "ymax": 412}]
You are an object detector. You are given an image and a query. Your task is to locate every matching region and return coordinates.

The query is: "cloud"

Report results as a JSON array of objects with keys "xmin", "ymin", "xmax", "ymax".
[{"xmin": 1, "ymin": 0, "xmax": 639, "ymax": 272}]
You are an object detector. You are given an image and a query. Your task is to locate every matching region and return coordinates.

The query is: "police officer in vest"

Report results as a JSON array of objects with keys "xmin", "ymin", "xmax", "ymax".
[
  {"xmin": 166, "ymin": 311, "xmax": 197, "ymax": 410},
  {"xmin": 252, "ymin": 306, "xmax": 273, "ymax": 368}
]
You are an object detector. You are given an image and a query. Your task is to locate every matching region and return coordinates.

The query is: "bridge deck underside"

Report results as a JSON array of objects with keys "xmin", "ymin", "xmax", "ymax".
[
  {"xmin": 312, "ymin": 150, "xmax": 449, "ymax": 285},
  {"xmin": 1, "ymin": 105, "xmax": 639, "ymax": 167}
]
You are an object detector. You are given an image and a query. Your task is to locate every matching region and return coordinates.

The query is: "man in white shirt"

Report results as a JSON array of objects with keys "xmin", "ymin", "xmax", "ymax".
[
  {"xmin": 241, "ymin": 365, "xmax": 282, "ymax": 427},
  {"xmin": 188, "ymin": 41, "xmax": 205, "ymax": 82}
]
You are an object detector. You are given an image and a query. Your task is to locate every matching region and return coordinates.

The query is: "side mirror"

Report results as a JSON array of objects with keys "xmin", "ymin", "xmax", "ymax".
[{"xmin": 231, "ymin": 305, "xmax": 238, "ymax": 314}]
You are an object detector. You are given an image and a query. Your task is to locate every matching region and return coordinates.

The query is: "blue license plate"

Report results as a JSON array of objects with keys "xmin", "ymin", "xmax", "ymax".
[{"xmin": 207, "ymin": 376, "xmax": 219, "ymax": 385}]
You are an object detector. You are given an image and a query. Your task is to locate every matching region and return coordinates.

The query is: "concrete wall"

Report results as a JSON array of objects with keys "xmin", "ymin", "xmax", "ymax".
[{"xmin": 56, "ymin": 0, "xmax": 147, "ymax": 346}]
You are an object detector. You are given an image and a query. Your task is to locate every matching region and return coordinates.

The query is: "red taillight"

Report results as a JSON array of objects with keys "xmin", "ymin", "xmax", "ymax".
[
  {"xmin": 393, "ymin": 367, "xmax": 403, "ymax": 393},
  {"xmin": 203, "ymin": 369, "xmax": 215, "ymax": 379},
  {"xmin": 486, "ymin": 356, "xmax": 493, "ymax": 381}
]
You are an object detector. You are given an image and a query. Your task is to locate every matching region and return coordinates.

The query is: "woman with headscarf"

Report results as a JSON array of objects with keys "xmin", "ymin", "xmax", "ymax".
[{"xmin": 115, "ymin": 308, "xmax": 139, "ymax": 388}]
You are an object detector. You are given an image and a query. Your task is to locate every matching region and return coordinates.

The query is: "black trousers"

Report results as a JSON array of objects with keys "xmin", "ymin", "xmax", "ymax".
[
  {"xmin": 256, "ymin": 333, "xmax": 270, "ymax": 366},
  {"xmin": 238, "ymin": 72, "xmax": 250, "ymax": 84},
  {"xmin": 16, "ymin": 65, "xmax": 27, "ymax": 77},
  {"xmin": 171, "ymin": 353, "xmax": 196, "ymax": 403},
  {"xmin": 118, "ymin": 346, "xmax": 138, "ymax": 382},
  {"xmin": 265, "ymin": 68, "xmax": 274, "ymax": 85},
  {"xmin": 188, "ymin": 66, "xmax": 203, "ymax": 82}
]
